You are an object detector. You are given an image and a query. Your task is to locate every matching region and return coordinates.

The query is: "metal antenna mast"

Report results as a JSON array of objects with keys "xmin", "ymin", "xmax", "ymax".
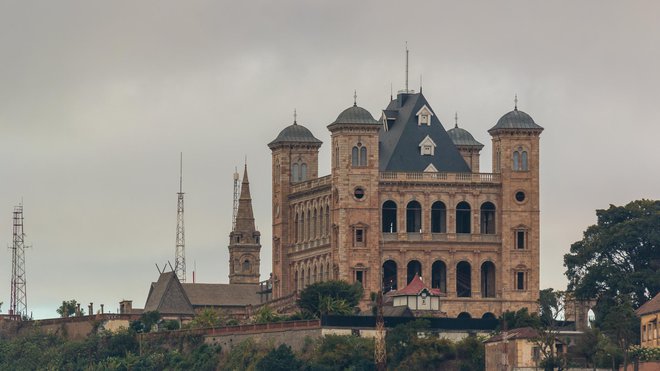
[
  {"xmin": 405, "ymin": 41, "xmax": 409, "ymax": 92},
  {"xmin": 174, "ymin": 153, "xmax": 186, "ymax": 282},
  {"xmin": 232, "ymin": 167, "xmax": 240, "ymax": 231},
  {"xmin": 9, "ymin": 204, "xmax": 28, "ymax": 318}
]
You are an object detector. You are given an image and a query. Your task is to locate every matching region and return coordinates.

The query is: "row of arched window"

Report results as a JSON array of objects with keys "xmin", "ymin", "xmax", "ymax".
[
  {"xmin": 383, "ymin": 260, "xmax": 517, "ymax": 298},
  {"xmin": 293, "ymin": 199, "xmax": 331, "ymax": 244},
  {"xmin": 513, "ymin": 148, "xmax": 529, "ymax": 171},
  {"xmin": 382, "ymin": 200, "xmax": 496, "ymax": 234},
  {"xmin": 291, "ymin": 161, "xmax": 308, "ymax": 182},
  {"xmin": 293, "ymin": 258, "xmax": 331, "ymax": 291},
  {"xmin": 351, "ymin": 143, "xmax": 367, "ymax": 167}
]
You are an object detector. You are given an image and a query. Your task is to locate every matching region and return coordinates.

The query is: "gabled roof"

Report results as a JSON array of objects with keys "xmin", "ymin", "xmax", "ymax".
[
  {"xmin": 637, "ymin": 293, "xmax": 660, "ymax": 316},
  {"xmin": 379, "ymin": 93, "xmax": 471, "ymax": 172},
  {"xmin": 182, "ymin": 283, "xmax": 262, "ymax": 307},
  {"xmin": 144, "ymin": 272, "xmax": 195, "ymax": 315},
  {"xmin": 485, "ymin": 327, "xmax": 540, "ymax": 343},
  {"xmin": 391, "ymin": 273, "xmax": 442, "ymax": 297}
]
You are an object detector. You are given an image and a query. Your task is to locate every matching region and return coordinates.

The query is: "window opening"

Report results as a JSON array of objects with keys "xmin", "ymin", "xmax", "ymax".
[
  {"xmin": 406, "ymin": 200, "xmax": 422, "ymax": 233},
  {"xmin": 456, "ymin": 202, "xmax": 471, "ymax": 234},
  {"xmin": 382, "ymin": 200, "xmax": 397, "ymax": 232}
]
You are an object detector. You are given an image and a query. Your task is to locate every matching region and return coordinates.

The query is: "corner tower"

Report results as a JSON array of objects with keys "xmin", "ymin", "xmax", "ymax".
[
  {"xmin": 268, "ymin": 117, "xmax": 322, "ymax": 297},
  {"xmin": 327, "ymin": 97, "xmax": 381, "ymax": 299},
  {"xmin": 228, "ymin": 165, "xmax": 261, "ymax": 284},
  {"xmin": 447, "ymin": 115, "xmax": 484, "ymax": 173},
  {"xmin": 488, "ymin": 101, "xmax": 543, "ymax": 312}
]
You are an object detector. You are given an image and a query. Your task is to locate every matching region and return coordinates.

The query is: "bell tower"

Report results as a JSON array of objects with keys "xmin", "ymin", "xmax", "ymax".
[
  {"xmin": 488, "ymin": 98, "xmax": 543, "ymax": 312},
  {"xmin": 228, "ymin": 165, "xmax": 261, "ymax": 284}
]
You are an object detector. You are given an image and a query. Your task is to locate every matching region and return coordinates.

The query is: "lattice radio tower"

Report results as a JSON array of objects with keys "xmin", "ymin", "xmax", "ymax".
[
  {"xmin": 232, "ymin": 167, "xmax": 240, "ymax": 231},
  {"xmin": 9, "ymin": 204, "xmax": 28, "ymax": 318},
  {"xmin": 174, "ymin": 153, "xmax": 186, "ymax": 282}
]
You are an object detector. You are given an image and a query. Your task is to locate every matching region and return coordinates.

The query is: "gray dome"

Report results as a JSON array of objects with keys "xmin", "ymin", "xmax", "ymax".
[
  {"xmin": 489, "ymin": 108, "xmax": 543, "ymax": 133},
  {"xmin": 329, "ymin": 105, "xmax": 378, "ymax": 126},
  {"xmin": 268, "ymin": 122, "xmax": 322, "ymax": 148},
  {"xmin": 448, "ymin": 126, "xmax": 484, "ymax": 148}
]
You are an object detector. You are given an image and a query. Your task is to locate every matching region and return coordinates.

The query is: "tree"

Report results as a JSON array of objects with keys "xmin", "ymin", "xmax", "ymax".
[
  {"xmin": 187, "ymin": 308, "xmax": 223, "ymax": 329},
  {"xmin": 56, "ymin": 300, "xmax": 84, "ymax": 318},
  {"xmin": 253, "ymin": 306, "xmax": 281, "ymax": 324},
  {"xmin": 599, "ymin": 295, "xmax": 638, "ymax": 371},
  {"xmin": 297, "ymin": 280, "xmax": 363, "ymax": 317},
  {"xmin": 307, "ymin": 335, "xmax": 374, "ymax": 370},
  {"xmin": 255, "ymin": 344, "xmax": 302, "ymax": 371},
  {"xmin": 564, "ymin": 200, "xmax": 660, "ymax": 310},
  {"xmin": 497, "ymin": 307, "xmax": 541, "ymax": 331},
  {"xmin": 130, "ymin": 311, "xmax": 161, "ymax": 333},
  {"xmin": 573, "ymin": 328, "xmax": 610, "ymax": 370}
]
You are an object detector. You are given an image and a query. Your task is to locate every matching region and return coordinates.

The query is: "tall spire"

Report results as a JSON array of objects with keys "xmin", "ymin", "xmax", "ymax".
[
  {"xmin": 405, "ymin": 41, "xmax": 409, "ymax": 93},
  {"xmin": 235, "ymin": 163, "xmax": 256, "ymax": 232}
]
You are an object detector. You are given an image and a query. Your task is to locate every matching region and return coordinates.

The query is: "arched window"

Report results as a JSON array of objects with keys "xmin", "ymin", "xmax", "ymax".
[
  {"xmin": 482, "ymin": 312, "xmax": 496, "ymax": 320},
  {"xmin": 352, "ymin": 143, "xmax": 367, "ymax": 167},
  {"xmin": 481, "ymin": 261, "xmax": 496, "ymax": 298},
  {"xmin": 480, "ymin": 202, "xmax": 496, "ymax": 234},
  {"xmin": 431, "ymin": 201, "xmax": 447, "ymax": 233},
  {"xmin": 513, "ymin": 151, "xmax": 519, "ymax": 171},
  {"xmin": 294, "ymin": 211, "xmax": 299, "ymax": 243},
  {"xmin": 300, "ymin": 163, "xmax": 307, "ymax": 181},
  {"xmin": 306, "ymin": 209, "xmax": 311, "ymax": 241},
  {"xmin": 406, "ymin": 201, "xmax": 422, "ymax": 233},
  {"xmin": 456, "ymin": 201, "xmax": 471, "ymax": 234},
  {"xmin": 292, "ymin": 163, "xmax": 299, "ymax": 182},
  {"xmin": 521, "ymin": 151, "xmax": 528, "ymax": 170},
  {"xmin": 307, "ymin": 267, "xmax": 311, "ymax": 287},
  {"xmin": 294, "ymin": 269, "xmax": 299, "ymax": 291},
  {"xmin": 382, "ymin": 201, "xmax": 397, "ymax": 233},
  {"xmin": 325, "ymin": 204, "xmax": 330, "ymax": 237},
  {"xmin": 242, "ymin": 259, "xmax": 251, "ymax": 272},
  {"xmin": 457, "ymin": 312, "xmax": 472, "ymax": 319},
  {"xmin": 311, "ymin": 208, "xmax": 317, "ymax": 239},
  {"xmin": 298, "ymin": 211, "xmax": 304, "ymax": 242},
  {"xmin": 432, "ymin": 261, "xmax": 447, "ymax": 293},
  {"xmin": 407, "ymin": 260, "xmax": 422, "ymax": 284},
  {"xmin": 312, "ymin": 265, "xmax": 317, "ymax": 284},
  {"xmin": 319, "ymin": 263, "xmax": 324, "ymax": 283},
  {"xmin": 383, "ymin": 260, "xmax": 398, "ymax": 293},
  {"xmin": 326, "ymin": 261, "xmax": 331, "ymax": 281},
  {"xmin": 456, "ymin": 261, "xmax": 472, "ymax": 297}
]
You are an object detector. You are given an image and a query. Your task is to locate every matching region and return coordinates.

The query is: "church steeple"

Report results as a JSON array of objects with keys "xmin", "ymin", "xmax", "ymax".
[{"xmin": 228, "ymin": 164, "xmax": 261, "ymax": 284}]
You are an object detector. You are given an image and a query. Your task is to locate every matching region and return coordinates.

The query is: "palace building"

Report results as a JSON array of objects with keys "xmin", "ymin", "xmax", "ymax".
[{"xmin": 268, "ymin": 88, "xmax": 543, "ymax": 319}]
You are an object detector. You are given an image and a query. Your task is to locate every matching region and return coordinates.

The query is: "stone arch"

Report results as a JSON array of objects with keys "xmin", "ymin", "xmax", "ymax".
[
  {"xmin": 456, "ymin": 201, "xmax": 471, "ymax": 233},
  {"xmin": 406, "ymin": 200, "xmax": 422, "ymax": 233},
  {"xmin": 457, "ymin": 312, "xmax": 472, "ymax": 319},
  {"xmin": 482, "ymin": 312, "xmax": 496, "ymax": 320},
  {"xmin": 382, "ymin": 200, "xmax": 397, "ymax": 233},
  {"xmin": 456, "ymin": 261, "xmax": 472, "ymax": 297},
  {"xmin": 480, "ymin": 202, "xmax": 496, "ymax": 234},
  {"xmin": 431, "ymin": 201, "xmax": 447, "ymax": 233},
  {"xmin": 407, "ymin": 260, "xmax": 422, "ymax": 284},
  {"xmin": 383, "ymin": 260, "xmax": 398, "ymax": 293},
  {"xmin": 432, "ymin": 260, "xmax": 447, "ymax": 293},
  {"xmin": 480, "ymin": 261, "xmax": 496, "ymax": 298}
]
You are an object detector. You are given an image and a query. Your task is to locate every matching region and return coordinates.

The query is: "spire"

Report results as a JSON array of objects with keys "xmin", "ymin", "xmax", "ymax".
[
  {"xmin": 353, "ymin": 90, "xmax": 357, "ymax": 107},
  {"xmin": 235, "ymin": 163, "xmax": 256, "ymax": 233},
  {"xmin": 405, "ymin": 41, "xmax": 409, "ymax": 92},
  {"xmin": 293, "ymin": 109, "xmax": 297, "ymax": 125},
  {"xmin": 454, "ymin": 112, "xmax": 458, "ymax": 128},
  {"xmin": 514, "ymin": 94, "xmax": 518, "ymax": 111}
]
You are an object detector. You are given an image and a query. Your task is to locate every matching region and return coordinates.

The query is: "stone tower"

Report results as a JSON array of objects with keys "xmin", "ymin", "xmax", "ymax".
[
  {"xmin": 488, "ymin": 103, "xmax": 543, "ymax": 312},
  {"xmin": 328, "ymin": 100, "xmax": 381, "ymax": 298},
  {"xmin": 228, "ymin": 165, "xmax": 261, "ymax": 284},
  {"xmin": 448, "ymin": 120, "xmax": 484, "ymax": 173},
  {"xmin": 268, "ymin": 118, "xmax": 322, "ymax": 297}
]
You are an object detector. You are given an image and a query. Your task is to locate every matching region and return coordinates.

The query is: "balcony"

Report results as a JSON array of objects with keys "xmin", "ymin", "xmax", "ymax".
[
  {"xmin": 290, "ymin": 175, "xmax": 332, "ymax": 194},
  {"xmin": 379, "ymin": 171, "xmax": 500, "ymax": 184}
]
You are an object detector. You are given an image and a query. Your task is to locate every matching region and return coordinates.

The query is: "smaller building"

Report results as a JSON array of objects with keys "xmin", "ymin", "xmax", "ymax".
[
  {"xmin": 389, "ymin": 273, "xmax": 443, "ymax": 313},
  {"xmin": 637, "ymin": 292, "xmax": 660, "ymax": 348},
  {"xmin": 484, "ymin": 327, "xmax": 565, "ymax": 371}
]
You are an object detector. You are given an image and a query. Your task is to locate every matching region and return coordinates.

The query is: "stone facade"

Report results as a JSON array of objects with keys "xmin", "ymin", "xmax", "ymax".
[
  {"xmin": 269, "ymin": 91, "xmax": 543, "ymax": 318},
  {"xmin": 228, "ymin": 165, "xmax": 261, "ymax": 284}
]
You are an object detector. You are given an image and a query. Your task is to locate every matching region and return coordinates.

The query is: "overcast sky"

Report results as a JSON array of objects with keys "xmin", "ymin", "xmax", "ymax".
[{"xmin": 0, "ymin": 1, "xmax": 658, "ymax": 319}]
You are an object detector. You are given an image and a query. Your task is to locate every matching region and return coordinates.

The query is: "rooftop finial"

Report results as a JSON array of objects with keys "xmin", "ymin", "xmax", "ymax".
[
  {"xmin": 353, "ymin": 90, "xmax": 357, "ymax": 106},
  {"xmin": 293, "ymin": 108, "xmax": 297, "ymax": 124},
  {"xmin": 514, "ymin": 94, "xmax": 518, "ymax": 110},
  {"xmin": 405, "ymin": 41, "xmax": 409, "ymax": 93},
  {"xmin": 454, "ymin": 112, "xmax": 458, "ymax": 128},
  {"xmin": 390, "ymin": 82, "xmax": 393, "ymax": 101},
  {"xmin": 420, "ymin": 74, "xmax": 423, "ymax": 93}
]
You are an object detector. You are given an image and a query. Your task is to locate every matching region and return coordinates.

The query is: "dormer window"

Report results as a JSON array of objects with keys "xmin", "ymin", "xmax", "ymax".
[
  {"xmin": 418, "ymin": 135, "xmax": 437, "ymax": 156},
  {"xmin": 416, "ymin": 105, "xmax": 434, "ymax": 126}
]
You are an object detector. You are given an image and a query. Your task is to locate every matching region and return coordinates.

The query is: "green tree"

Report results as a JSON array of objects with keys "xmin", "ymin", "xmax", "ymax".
[
  {"xmin": 130, "ymin": 310, "xmax": 161, "ymax": 333},
  {"xmin": 564, "ymin": 200, "xmax": 660, "ymax": 310},
  {"xmin": 573, "ymin": 328, "xmax": 610, "ymax": 370},
  {"xmin": 255, "ymin": 344, "xmax": 302, "ymax": 371},
  {"xmin": 297, "ymin": 280, "xmax": 363, "ymax": 317},
  {"xmin": 497, "ymin": 307, "xmax": 541, "ymax": 330},
  {"xmin": 600, "ymin": 295, "xmax": 638, "ymax": 370},
  {"xmin": 56, "ymin": 299, "xmax": 83, "ymax": 317},
  {"xmin": 307, "ymin": 335, "xmax": 374, "ymax": 370},
  {"xmin": 455, "ymin": 336, "xmax": 486, "ymax": 371},
  {"xmin": 187, "ymin": 308, "xmax": 223, "ymax": 329},
  {"xmin": 253, "ymin": 306, "xmax": 281, "ymax": 324}
]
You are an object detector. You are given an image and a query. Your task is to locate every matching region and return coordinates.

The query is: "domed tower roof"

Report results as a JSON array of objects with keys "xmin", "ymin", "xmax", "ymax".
[
  {"xmin": 327, "ymin": 93, "xmax": 379, "ymax": 130},
  {"xmin": 448, "ymin": 124, "xmax": 484, "ymax": 148},
  {"xmin": 488, "ymin": 106, "xmax": 543, "ymax": 134},
  {"xmin": 268, "ymin": 119, "xmax": 322, "ymax": 149}
]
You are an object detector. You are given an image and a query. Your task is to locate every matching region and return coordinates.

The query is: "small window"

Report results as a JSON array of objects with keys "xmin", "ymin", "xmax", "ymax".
[
  {"xmin": 242, "ymin": 259, "xmax": 251, "ymax": 272},
  {"xmin": 513, "ymin": 151, "xmax": 519, "ymax": 171},
  {"xmin": 420, "ymin": 114, "xmax": 429, "ymax": 124},
  {"xmin": 356, "ymin": 271, "xmax": 364, "ymax": 286},
  {"xmin": 352, "ymin": 143, "xmax": 367, "ymax": 167},
  {"xmin": 516, "ymin": 272, "xmax": 525, "ymax": 290},
  {"xmin": 354, "ymin": 187, "xmax": 365, "ymax": 199},
  {"xmin": 521, "ymin": 151, "xmax": 528, "ymax": 170},
  {"xmin": 422, "ymin": 145, "xmax": 432, "ymax": 155},
  {"xmin": 516, "ymin": 230, "xmax": 526, "ymax": 249},
  {"xmin": 355, "ymin": 229, "xmax": 364, "ymax": 243},
  {"xmin": 515, "ymin": 191, "xmax": 526, "ymax": 202}
]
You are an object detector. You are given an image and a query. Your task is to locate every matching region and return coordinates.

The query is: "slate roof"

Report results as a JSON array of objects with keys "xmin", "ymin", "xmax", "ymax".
[
  {"xmin": 488, "ymin": 108, "xmax": 543, "ymax": 133},
  {"xmin": 391, "ymin": 273, "xmax": 442, "ymax": 297},
  {"xmin": 379, "ymin": 92, "xmax": 471, "ymax": 172},
  {"xmin": 328, "ymin": 104, "xmax": 379, "ymax": 128},
  {"xmin": 182, "ymin": 283, "xmax": 262, "ymax": 307},
  {"xmin": 144, "ymin": 272, "xmax": 195, "ymax": 315},
  {"xmin": 637, "ymin": 293, "xmax": 660, "ymax": 316},
  {"xmin": 447, "ymin": 125, "xmax": 484, "ymax": 148},
  {"xmin": 268, "ymin": 122, "xmax": 322, "ymax": 148}
]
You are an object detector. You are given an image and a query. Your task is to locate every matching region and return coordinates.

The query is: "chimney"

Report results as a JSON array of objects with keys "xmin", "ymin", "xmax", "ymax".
[
  {"xmin": 100, "ymin": 304, "xmax": 104, "ymax": 314},
  {"xmin": 119, "ymin": 300, "xmax": 133, "ymax": 314},
  {"xmin": 75, "ymin": 303, "xmax": 81, "ymax": 317},
  {"xmin": 88, "ymin": 303, "xmax": 93, "ymax": 316}
]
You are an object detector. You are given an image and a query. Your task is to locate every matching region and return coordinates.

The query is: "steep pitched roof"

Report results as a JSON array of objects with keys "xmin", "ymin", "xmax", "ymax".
[
  {"xmin": 391, "ymin": 273, "xmax": 442, "ymax": 296},
  {"xmin": 234, "ymin": 164, "xmax": 257, "ymax": 236},
  {"xmin": 182, "ymin": 283, "xmax": 262, "ymax": 307},
  {"xmin": 637, "ymin": 293, "xmax": 660, "ymax": 316},
  {"xmin": 485, "ymin": 327, "xmax": 540, "ymax": 343},
  {"xmin": 143, "ymin": 272, "xmax": 195, "ymax": 315},
  {"xmin": 379, "ymin": 93, "xmax": 471, "ymax": 172}
]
